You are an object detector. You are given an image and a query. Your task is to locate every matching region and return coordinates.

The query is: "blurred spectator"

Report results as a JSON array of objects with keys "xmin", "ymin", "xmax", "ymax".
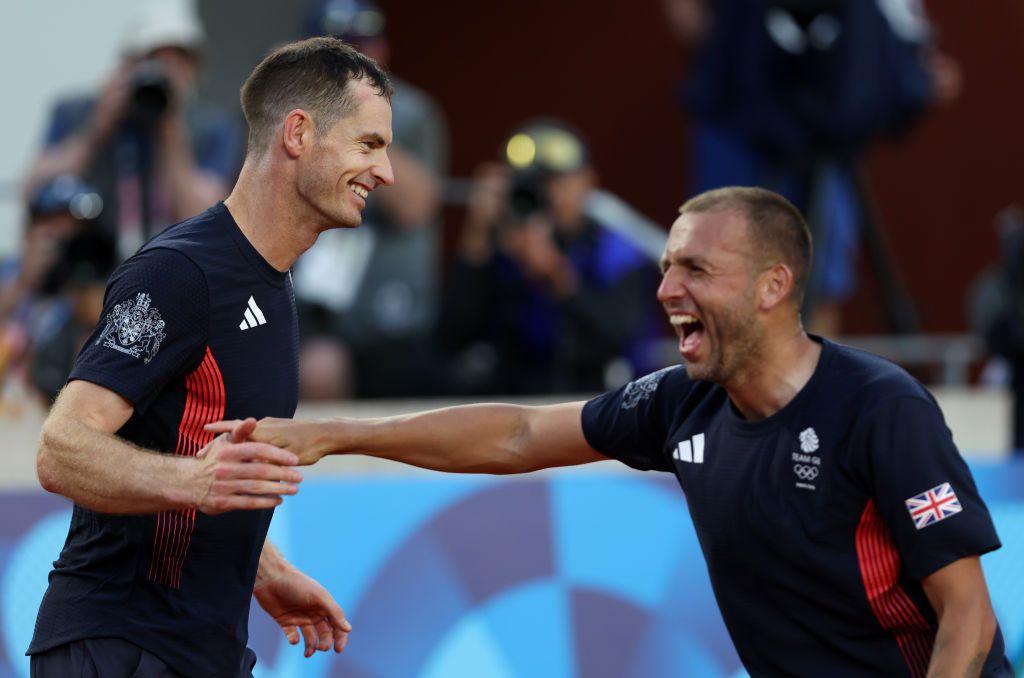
[
  {"xmin": 293, "ymin": 0, "xmax": 448, "ymax": 399},
  {"xmin": 970, "ymin": 206, "xmax": 1024, "ymax": 455},
  {"xmin": 666, "ymin": 0, "xmax": 960, "ymax": 335},
  {"xmin": 440, "ymin": 121, "xmax": 659, "ymax": 395},
  {"xmin": 0, "ymin": 175, "xmax": 113, "ymax": 410},
  {"xmin": 24, "ymin": 0, "xmax": 241, "ymax": 260}
]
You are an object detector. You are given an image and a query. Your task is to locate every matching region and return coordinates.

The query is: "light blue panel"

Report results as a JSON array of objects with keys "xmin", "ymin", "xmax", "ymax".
[
  {"xmin": 282, "ymin": 476, "xmax": 490, "ymax": 612},
  {"xmin": 478, "ymin": 580, "xmax": 575, "ymax": 678},
  {"xmin": 1, "ymin": 509, "xmax": 71, "ymax": 678},
  {"xmin": 983, "ymin": 503, "xmax": 1024, "ymax": 662},
  {"xmin": 551, "ymin": 477, "xmax": 695, "ymax": 608},
  {"xmin": 420, "ymin": 615, "xmax": 517, "ymax": 678},
  {"xmin": 422, "ymin": 580, "xmax": 574, "ymax": 678}
]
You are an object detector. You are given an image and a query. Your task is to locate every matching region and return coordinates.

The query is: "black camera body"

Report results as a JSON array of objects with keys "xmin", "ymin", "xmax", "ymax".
[
  {"xmin": 127, "ymin": 59, "xmax": 173, "ymax": 128},
  {"xmin": 507, "ymin": 170, "xmax": 549, "ymax": 222}
]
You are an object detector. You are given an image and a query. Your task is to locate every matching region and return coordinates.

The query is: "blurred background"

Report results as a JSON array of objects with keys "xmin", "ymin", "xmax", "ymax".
[{"xmin": 1, "ymin": 0, "xmax": 1023, "ymax": 676}]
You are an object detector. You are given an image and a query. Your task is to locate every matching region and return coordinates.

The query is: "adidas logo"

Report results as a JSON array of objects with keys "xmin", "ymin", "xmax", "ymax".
[
  {"xmin": 239, "ymin": 296, "xmax": 267, "ymax": 331},
  {"xmin": 673, "ymin": 433, "xmax": 705, "ymax": 464}
]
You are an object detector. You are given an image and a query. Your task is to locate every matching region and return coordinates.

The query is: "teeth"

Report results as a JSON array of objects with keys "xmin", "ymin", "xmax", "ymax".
[
  {"xmin": 670, "ymin": 314, "xmax": 699, "ymax": 326},
  {"xmin": 350, "ymin": 184, "xmax": 368, "ymax": 199}
]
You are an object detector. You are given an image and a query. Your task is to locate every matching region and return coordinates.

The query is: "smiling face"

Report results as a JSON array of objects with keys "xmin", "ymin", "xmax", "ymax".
[
  {"xmin": 296, "ymin": 79, "xmax": 394, "ymax": 230},
  {"xmin": 658, "ymin": 209, "xmax": 765, "ymax": 383}
]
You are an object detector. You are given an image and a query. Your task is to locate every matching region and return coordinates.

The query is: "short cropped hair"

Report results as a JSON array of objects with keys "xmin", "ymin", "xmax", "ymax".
[
  {"xmin": 679, "ymin": 186, "xmax": 813, "ymax": 304},
  {"xmin": 240, "ymin": 36, "xmax": 393, "ymax": 156}
]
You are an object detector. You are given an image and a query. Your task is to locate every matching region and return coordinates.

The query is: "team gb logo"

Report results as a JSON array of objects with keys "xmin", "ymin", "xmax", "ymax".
[{"xmin": 799, "ymin": 428, "xmax": 820, "ymax": 453}]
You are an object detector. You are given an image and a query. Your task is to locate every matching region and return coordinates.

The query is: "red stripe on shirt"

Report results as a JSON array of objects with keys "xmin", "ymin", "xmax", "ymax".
[
  {"xmin": 855, "ymin": 499, "xmax": 935, "ymax": 677},
  {"xmin": 149, "ymin": 347, "xmax": 226, "ymax": 588}
]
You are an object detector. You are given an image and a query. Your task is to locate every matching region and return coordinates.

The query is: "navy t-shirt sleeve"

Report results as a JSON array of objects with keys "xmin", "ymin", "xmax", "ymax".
[
  {"xmin": 580, "ymin": 366, "xmax": 683, "ymax": 472},
  {"xmin": 857, "ymin": 395, "xmax": 1001, "ymax": 581},
  {"xmin": 69, "ymin": 247, "xmax": 210, "ymax": 413}
]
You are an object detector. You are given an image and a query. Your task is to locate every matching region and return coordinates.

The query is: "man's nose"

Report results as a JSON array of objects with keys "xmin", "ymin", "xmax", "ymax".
[
  {"xmin": 657, "ymin": 269, "xmax": 684, "ymax": 304},
  {"xmin": 374, "ymin": 152, "xmax": 395, "ymax": 187}
]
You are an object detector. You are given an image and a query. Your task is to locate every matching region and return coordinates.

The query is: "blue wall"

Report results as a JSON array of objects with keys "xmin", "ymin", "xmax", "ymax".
[{"xmin": 2, "ymin": 462, "xmax": 1022, "ymax": 677}]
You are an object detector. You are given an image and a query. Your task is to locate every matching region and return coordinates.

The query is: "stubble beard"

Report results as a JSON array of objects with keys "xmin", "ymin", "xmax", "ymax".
[{"xmin": 686, "ymin": 296, "xmax": 763, "ymax": 385}]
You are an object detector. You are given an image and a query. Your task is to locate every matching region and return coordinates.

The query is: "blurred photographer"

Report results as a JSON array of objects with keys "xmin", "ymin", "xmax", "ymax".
[
  {"xmin": 970, "ymin": 207, "xmax": 1024, "ymax": 455},
  {"xmin": 293, "ymin": 0, "xmax": 448, "ymax": 399},
  {"xmin": 24, "ymin": 0, "xmax": 241, "ymax": 260},
  {"xmin": 0, "ymin": 175, "xmax": 110, "ymax": 410},
  {"xmin": 441, "ymin": 121, "xmax": 658, "ymax": 395}
]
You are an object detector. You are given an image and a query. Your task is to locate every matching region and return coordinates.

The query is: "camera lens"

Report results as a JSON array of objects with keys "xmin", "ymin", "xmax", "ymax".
[{"xmin": 127, "ymin": 60, "xmax": 172, "ymax": 127}]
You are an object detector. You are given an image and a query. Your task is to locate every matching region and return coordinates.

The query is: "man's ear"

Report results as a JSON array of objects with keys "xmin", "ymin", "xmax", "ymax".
[
  {"xmin": 758, "ymin": 262, "xmax": 795, "ymax": 311},
  {"xmin": 281, "ymin": 109, "xmax": 314, "ymax": 159}
]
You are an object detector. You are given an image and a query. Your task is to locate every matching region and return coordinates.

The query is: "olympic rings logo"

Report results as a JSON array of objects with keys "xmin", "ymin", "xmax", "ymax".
[{"xmin": 793, "ymin": 464, "xmax": 819, "ymax": 481}]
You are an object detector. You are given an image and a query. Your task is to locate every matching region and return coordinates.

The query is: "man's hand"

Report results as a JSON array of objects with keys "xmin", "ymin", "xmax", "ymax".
[
  {"xmin": 254, "ymin": 557, "xmax": 351, "ymax": 656},
  {"xmin": 205, "ymin": 418, "xmax": 328, "ymax": 466},
  {"xmin": 192, "ymin": 418, "xmax": 304, "ymax": 514}
]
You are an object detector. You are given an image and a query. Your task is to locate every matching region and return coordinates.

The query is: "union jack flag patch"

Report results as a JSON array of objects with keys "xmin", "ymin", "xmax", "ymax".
[{"xmin": 905, "ymin": 482, "xmax": 963, "ymax": 530}]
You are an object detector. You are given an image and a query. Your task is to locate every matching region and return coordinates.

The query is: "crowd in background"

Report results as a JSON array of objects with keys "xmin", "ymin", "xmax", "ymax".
[{"xmin": 2, "ymin": 0, "xmax": 1021, "ymax": 436}]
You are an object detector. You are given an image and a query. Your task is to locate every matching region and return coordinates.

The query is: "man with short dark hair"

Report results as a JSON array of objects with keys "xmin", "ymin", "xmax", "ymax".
[
  {"xmin": 29, "ymin": 37, "xmax": 394, "ymax": 677},
  {"xmin": 213, "ymin": 186, "xmax": 1011, "ymax": 676}
]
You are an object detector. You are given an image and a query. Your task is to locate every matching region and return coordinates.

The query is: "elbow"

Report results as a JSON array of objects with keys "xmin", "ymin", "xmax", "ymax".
[{"xmin": 36, "ymin": 420, "xmax": 65, "ymax": 494}]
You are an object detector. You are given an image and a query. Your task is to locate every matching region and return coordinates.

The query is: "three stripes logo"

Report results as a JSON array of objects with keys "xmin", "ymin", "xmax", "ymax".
[
  {"xmin": 239, "ymin": 296, "xmax": 267, "ymax": 331},
  {"xmin": 673, "ymin": 433, "xmax": 705, "ymax": 464}
]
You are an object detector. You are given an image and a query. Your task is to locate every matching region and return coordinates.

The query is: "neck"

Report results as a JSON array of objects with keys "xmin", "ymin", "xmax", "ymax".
[
  {"xmin": 724, "ymin": 325, "xmax": 821, "ymax": 421},
  {"xmin": 223, "ymin": 156, "xmax": 318, "ymax": 272}
]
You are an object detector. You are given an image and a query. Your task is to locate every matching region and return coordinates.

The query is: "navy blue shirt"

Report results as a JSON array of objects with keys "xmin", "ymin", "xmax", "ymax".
[
  {"xmin": 582, "ymin": 338, "xmax": 1010, "ymax": 677},
  {"xmin": 29, "ymin": 203, "xmax": 299, "ymax": 678}
]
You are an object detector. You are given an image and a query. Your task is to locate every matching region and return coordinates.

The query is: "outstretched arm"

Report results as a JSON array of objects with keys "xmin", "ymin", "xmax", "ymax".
[
  {"xmin": 37, "ymin": 379, "xmax": 303, "ymax": 514},
  {"xmin": 922, "ymin": 556, "xmax": 998, "ymax": 677},
  {"xmin": 208, "ymin": 402, "xmax": 608, "ymax": 473}
]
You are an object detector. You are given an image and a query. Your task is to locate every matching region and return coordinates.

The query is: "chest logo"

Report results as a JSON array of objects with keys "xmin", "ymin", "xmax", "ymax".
[
  {"xmin": 98, "ymin": 292, "xmax": 166, "ymax": 364},
  {"xmin": 239, "ymin": 296, "xmax": 268, "ymax": 331},
  {"xmin": 905, "ymin": 482, "xmax": 962, "ymax": 530},
  {"xmin": 673, "ymin": 433, "xmax": 705, "ymax": 464},
  {"xmin": 792, "ymin": 427, "xmax": 821, "ymax": 490},
  {"xmin": 798, "ymin": 427, "xmax": 819, "ymax": 453}
]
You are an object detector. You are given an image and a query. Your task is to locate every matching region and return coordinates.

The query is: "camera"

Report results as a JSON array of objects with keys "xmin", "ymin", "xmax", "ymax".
[
  {"xmin": 502, "ymin": 121, "xmax": 588, "ymax": 222},
  {"xmin": 508, "ymin": 170, "xmax": 549, "ymax": 221},
  {"xmin": 127, "ymin": 59, "xmax": 173, "ymax": 127}
]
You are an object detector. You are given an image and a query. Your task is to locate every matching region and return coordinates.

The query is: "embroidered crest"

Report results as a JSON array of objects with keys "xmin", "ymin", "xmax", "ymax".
[
  {"xmin": 98, "ymin": 292, "xmax": 166, "ymax": 364},
  {"xmin": 798, "ymin": 427, "xmax": 820, "ymax": 453},
  {"xmin": 621, "ymin": 367, "xmax": 676, "ymax": 410}
]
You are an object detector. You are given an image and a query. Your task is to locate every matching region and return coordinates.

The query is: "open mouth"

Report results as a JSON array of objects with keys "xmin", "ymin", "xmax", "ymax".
[
  {"xmin": 670, "ymin": 313, "xmax": 705, "ymax": 358},
  {"xmin": 349, "ymin": 183, "xmax": 369, "ymax": 199}
]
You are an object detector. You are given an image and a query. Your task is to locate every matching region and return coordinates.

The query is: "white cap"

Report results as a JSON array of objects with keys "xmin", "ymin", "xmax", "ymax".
[{"xmin": 120, "ymin": 0, "xmax": 205, "ymax": 58}]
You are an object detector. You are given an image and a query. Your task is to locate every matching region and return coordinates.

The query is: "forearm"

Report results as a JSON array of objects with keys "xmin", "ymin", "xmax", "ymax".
[
  {"xmin": 38, "ymin": 414, "xmax": 196, "ymax": 513},
  {"xmin": 926, "ymin": 603, "xmax": 995, "ymax": 677},
  {"xmin": 255, "ymin": 539, "xmax": 292, "ymax": 591},
  {"xmin": 332, "ymin": 404, "xmax": 535, "ymax": 474}
]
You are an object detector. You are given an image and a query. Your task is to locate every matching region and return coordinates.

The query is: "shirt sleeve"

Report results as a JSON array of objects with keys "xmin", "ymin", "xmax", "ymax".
[
  {"xmin": 857, "ymin": 395, "xmax": 1001, "ymax": 580},
  {"xmin": 580, "ymin": 366, "xmax": 684, "ymax": 472},
  {"xmin": 69, "ymin": 247, "xmax": 210, "ymax": 413}
]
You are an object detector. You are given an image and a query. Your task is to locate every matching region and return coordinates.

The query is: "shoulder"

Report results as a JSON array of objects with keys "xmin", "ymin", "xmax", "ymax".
[
  {"xmin": 621, "ymin": 364, "xmax": 708, "ymax": 411},
  {"xmin": 115, "ymin": 210, "xmax": 223, "ymax": 298},
  {"xmin": 820, "ymin": 339, "xmax": 941, "ymax": 432},
  {"xmin": 45, "ymin": 94, "xmax": 96, "ymax": 143},
  {"xmin": 826, "ymin": 339, "xmax": 931, "ymax": 403},
  {"xmin": 138, "ymin": 205, "xmax": 229, "ymax": 267}
]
